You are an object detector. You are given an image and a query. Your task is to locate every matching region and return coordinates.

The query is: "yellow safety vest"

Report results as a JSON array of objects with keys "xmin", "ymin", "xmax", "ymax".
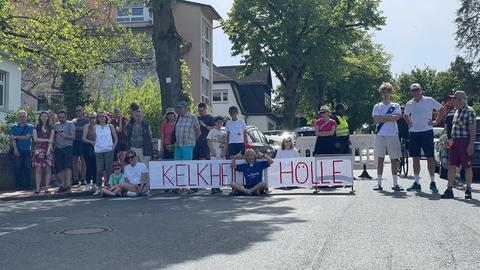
[{"xmin": 335, "ymin": 115, "xmax": 349, "ymax": 137}]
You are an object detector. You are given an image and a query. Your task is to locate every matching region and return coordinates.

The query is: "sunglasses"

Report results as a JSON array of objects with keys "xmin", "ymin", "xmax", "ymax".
[
  {"xmin": 75, "ymin": 109, "xmax": 83, "ymax": 112},
  {"xmin": 127, "ymin": 156, "xmax": 136, "ymax": 159},
  {"xmin": 319, "ymin": 111, "xmax": 327, "ymax": 114},
  {"xmin": 229, "ymin": 111, "xmax": 237, "ymax": 114},
  {"xmin": 113, "ymin": 167, "xmax": 121, "ymax": 170},
  {"xmin": 411, "ymin": 89, "xmax": 421, "ymax": 92},
  {"xmin": 98, "ymin": 115, "xmax": 107, "ymax": 118}
]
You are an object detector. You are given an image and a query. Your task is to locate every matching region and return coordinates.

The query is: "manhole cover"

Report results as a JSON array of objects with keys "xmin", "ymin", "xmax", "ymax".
[
  {"xmin": 104, "ymin": 211, "xmax": 151, "ymax": 218},
  {"xmin": 55, "ymin": 227, "xmax": 112, "ymax": 235}
]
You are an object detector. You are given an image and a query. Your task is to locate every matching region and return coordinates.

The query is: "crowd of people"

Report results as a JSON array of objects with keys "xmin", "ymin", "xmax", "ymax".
[
  {"xmin": 371, "ymin": 82, "xmax": 476, "ymax": 199},
  {"xmin": 10, "ymin": 101, "xmax": 301, "ymax": 197},
  {"xmin": 10, "ymin": 81, "xmax": 476, "ymax": 199}
]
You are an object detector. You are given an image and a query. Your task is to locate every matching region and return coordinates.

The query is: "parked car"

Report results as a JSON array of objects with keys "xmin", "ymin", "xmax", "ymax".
[
  {"xmin": 293, "ymin": 126, "xmax": 316, "ymax": 139},
  {"xmin": 245, "ymin": 126, "xmax": 276, "ymax": 157},
  {"xmin": 434, "ymin": 117, "xmax": 480, "ymax": 181},
  {"xmin": 263, "ymin": 130, "xmax": 293, "ymax": 150}
]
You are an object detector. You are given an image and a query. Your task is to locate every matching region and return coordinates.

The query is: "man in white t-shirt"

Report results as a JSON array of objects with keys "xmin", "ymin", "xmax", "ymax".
[
  {"xmin": 119, "ymin": 150, "xmax": 149, "ymax": 196},
  {"xmin": 404, "ymin": 83, "xmax": 446, "ymax": 193},
  {"xmin": 225, "ymin": 106, "xmax": 248, "ymax": 159},
  {"xmin": 372, "ymin": 82, "xmax": 403, "ymax": 191}
]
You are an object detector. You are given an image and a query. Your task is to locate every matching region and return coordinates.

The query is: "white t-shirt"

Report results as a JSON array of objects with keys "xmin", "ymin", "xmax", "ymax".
[
  {"xmin": 372, "ymin": 102, "xmax": 401, "ymax": 136},
  {"xmin": 124, "ymin": 162, "xmax": 148, "ymax": 185},
  {"xmin": 207, "ymin": 128, "xmax": 227, "ymax": 158},
  {"xmin": 405, "ymin": 96, "xmax": 443, "ymax": 132},
  {"xmin": 225, "ymin": 119, "xmax": 246, "ymax": 144},
  {"xmin": 94, "ymin": 124, "xmax": 113, "ymax": 153},
  {"xmin": 275, "ymin": 149, "xmax": 300, "ymax": 159}
]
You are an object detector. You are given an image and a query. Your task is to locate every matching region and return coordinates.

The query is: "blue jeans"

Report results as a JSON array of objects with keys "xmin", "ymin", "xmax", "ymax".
[
  {"xmin": 174, "ymin": 146, "xmax": 193, "ymax": 160},
  {"xmin": 15, "ymin": 150, "xmax": 32, "ymax": 189}
]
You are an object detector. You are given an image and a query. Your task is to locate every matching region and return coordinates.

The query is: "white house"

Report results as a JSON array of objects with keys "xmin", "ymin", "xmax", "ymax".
[
  {"xmin": 0, "ymin": 55, "xmax": 22, "ymax": 122},
  {"xmin": 212, "ymin": 65, "xmax": 278, "ymax": 131}
]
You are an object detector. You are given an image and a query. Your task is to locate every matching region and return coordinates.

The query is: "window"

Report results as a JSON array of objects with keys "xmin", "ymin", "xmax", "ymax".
[
  {"xmin": 37, "ymin": 95, "xmax": 48, "ymax": 111},
  {"xmin": 264, "ymin": 92, "xmax": 271, "ymax": 109},
  {"xmin": 213, "ymin": 90, "xmax": 228, "ymax": 103},
  {"xmin": 116, "ymin": 2, "xmax": 151, "ymax": 23},
  {"xmin": 201, "ymin": 77, "xmax": 210, "ymax": 104},
  {"xmin": 201, "ymin": 22, "xmax": 210, "ymax": 67},
  {"xmin": 0, "ymin": 71, "xmax": 5, "ymax": 109}
]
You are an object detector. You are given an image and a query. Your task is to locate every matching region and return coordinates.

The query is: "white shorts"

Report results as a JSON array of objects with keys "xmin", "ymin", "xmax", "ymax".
[{"xmin": 374, "ymin": 135, "xmax": 401, "ymax": 159}]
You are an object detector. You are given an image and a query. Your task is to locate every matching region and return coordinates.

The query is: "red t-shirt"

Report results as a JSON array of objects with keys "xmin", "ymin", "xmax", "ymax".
[
  {"xmin": 315, "ymin": 118, "xmax": 336, "ymax": 132},
  {"xmin": 161, "ymin": 123, "xmax": 175, "ymax": 145},
  {"xmin": 111, "ymin": 117, "xmax": 128, "ymax": 141}
]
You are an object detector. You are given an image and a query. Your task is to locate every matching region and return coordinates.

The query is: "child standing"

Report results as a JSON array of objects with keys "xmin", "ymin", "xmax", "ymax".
[
  {"xmin": 208, "ymin": 116, "xmax": 227, "ymax": 194},
  {"xmin": 230, "ymin": 149, "xmax": 273, "ymax": 196},
  {"xmin": 225, "ymin": 106, "xmax": 247, "ymax": 159}
]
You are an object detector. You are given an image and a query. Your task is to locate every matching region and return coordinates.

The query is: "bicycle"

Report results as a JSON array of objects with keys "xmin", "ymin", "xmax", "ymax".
[{"xmin": 397, "ymin": 138, "xmax": 409, "ymax": 177}]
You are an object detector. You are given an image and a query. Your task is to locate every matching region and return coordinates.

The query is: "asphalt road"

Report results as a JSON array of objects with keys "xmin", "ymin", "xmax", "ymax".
[{"xmin": 1, "ymin": 160, "xmax": 479, "ymax": 270}]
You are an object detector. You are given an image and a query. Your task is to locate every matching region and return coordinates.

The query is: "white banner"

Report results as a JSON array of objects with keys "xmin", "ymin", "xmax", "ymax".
[
  {"xmin": 149, "ymin": 156, "xmax": 353, "ymax": 189},
  {"xmin": 267, "ymin": 156, "xmax": 353, "ymax": 188}
]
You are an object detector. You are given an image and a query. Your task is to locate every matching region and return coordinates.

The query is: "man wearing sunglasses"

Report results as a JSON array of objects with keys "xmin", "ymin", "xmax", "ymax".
[
  {"xmin": 71, "ymin": 105, "xmax": 89, "ymax": 185},
  {"xmin": 404, "ymin": 83, "xmax": 446, "ymax": 193}
]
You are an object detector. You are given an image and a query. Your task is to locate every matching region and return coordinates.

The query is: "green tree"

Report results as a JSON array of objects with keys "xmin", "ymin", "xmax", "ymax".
[
  {"xmin": 456, "ymin": 0, "xmax": 480, "ymax": 64},
  {"xmin": 222, "ymin": 0, "xmax": 385, "ymax": 129},
  {"xmin": 86, "ymin": 72, "xmax": 163, "ymax": 137},
  {"xmin": 0, "ymin": 0, "xmax": 146, "ymax": 72},
  {"xmin": 59, "ymin": 72, "xmax": 89, "ymax": 118}
]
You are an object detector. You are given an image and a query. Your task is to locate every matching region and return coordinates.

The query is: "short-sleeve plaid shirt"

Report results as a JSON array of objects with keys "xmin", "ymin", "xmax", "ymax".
[
  {"xmin": 175, "ymin": 112, "xmax": 200, "ymax": 146},
  {"xmin": 451, "ymin": 105, "xmax": 476, "ymax": 139}
]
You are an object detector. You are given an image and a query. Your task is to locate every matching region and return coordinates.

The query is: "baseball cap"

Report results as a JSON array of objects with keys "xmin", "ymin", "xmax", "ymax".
[
  {"xmin": 176, "ymin": 101, "xmax": 189, "ymax": 108},
  {"xmin": 165, "ymin": 107, "xmax": 175, "ymax": 114},
  {"xmin": 453, "ymin": 90, "xmax": 467, "ymax": 100},
  {"xmin": 410, "ymin": 83, "xmax": 422, "ymax": 90},
  {"xmin": 228, "ymin": 106, "xmax": 239, "ymax": 113},
  {"xmin": 114, "ymin": 108, "xmax": 121, "ymax": 113},
  {"xmin": 215, "ymin": 116, "xmax": 224, "ymax": 122},
  {"xmin": 318, "ymin": 105, "xmax": 330, "ymax": 113}
]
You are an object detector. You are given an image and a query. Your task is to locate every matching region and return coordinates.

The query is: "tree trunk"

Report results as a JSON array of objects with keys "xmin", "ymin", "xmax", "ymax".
[
  {"xmin": 282, "ymin": 70, "xmax": 302, "ymax": 130},
  {"xmin": 151, "ymin": 0, "xmax": 184, "ymax": 113},
  {"xmin": 313, "ymin": 74, "xmax": 327, "ymax": 111}
]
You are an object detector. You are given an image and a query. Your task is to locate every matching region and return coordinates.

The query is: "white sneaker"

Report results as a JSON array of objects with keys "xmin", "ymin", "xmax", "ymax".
[
  {"xmin": 84, "ymin": 185, "xmax": 91, "ymax": 192},
  {"xmin": 93, "ymin": 190, "xmax": 101, "ymax": 196},
  {"xmin": 126, "ymin": 191, "xmax": 138, "ymax": 197}
]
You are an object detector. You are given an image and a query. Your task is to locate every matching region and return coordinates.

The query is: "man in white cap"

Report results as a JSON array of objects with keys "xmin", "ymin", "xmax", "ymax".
[
  {"xmin": 441, "ymin": 91, "xmax": 476, "ymax": 199},
  {"xmin": 404, "ymin": 83, "xmax": 446, "ymax": 193}
]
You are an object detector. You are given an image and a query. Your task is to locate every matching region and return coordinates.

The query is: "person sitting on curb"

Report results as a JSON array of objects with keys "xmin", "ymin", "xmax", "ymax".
[
  {"xmin": 118, "ymin": 150, "xmax": 150, "ymax": 196},
  {"xmin": 229, "ymin": 149, "xmax": 273, "ymax": 196},
  {"xmin": 101, "ymin": 161, "xmax": 125, "ymax": 197}
]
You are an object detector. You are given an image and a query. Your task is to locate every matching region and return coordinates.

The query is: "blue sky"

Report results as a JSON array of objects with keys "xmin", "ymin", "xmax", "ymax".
[{"xmin": 197, "ymin": 0, "xmax": 460, "ymax": 78}]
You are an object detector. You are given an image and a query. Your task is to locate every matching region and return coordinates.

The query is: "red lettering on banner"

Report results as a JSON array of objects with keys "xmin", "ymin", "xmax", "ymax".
[
  {"xmin": 162, "ymin": 164, "xmax": 174, "ymax": 186},
  {"xmin": 295, "ymin": 162, "xmax": 309, "ymax": 184},
  {"xmin": 320, "ymin": 161, "xmax": 331, "ymax": 184},
  {"xmin": 220, "ymin": 163, "xmax": 231, "ymax": 185},
  {"xmin": 210, "ymin": 163, "xmax": 221, "ymax": 186},
  {"xmin": 197, "ymin": 163, "xmax": 210, "ymax": 186},
  {"xmin": 175, "ymin": 164, "xmax": 188, "ymax": 187},
  {"xmin": 310, "ymin": 161, "xmax": 314, "ymax": 185},
  {"xmin": 279, "ymin": 161, "xmax": 294, "ymax": 184},
  {"xmin": 332, "ymin": 160, "xmax": 343, "ymax": 184},
  {"xmin": 186, "ymin": 164, "xmax": 196, "ymax": 187}
]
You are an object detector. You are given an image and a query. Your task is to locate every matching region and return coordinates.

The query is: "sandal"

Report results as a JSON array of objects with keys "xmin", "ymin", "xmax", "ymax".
[
  {"xmin": 44, "ymin": 190, "xmax": 51, "ymax": 195},
  {"xmin": 33, "ymin": 191, "xmax": 40, "ymax": 195}
]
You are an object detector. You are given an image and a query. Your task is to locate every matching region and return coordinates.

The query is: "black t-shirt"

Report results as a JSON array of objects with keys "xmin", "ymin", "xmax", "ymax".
[
  {"xmin": 397, "ymin": 116, "xmax": 409, "ymax": 139},
  {"xmin": 445, "ymin": 109, "xmax": 455, "ymax": 140},
  {"xmin": 197, "ymin": 114, "xmax": 215, "ymax": 141}
]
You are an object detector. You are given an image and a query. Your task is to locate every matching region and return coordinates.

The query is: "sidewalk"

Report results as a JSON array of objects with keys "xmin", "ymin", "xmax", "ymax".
[{"xmin": 0, "ymin": 185, "xmax": 92, "ymax": 202}]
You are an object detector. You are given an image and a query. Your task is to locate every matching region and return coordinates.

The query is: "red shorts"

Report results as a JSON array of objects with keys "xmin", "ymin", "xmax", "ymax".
[{"xmin": 448, "ymin": 139, "xmax": 472, "ymax": 169}]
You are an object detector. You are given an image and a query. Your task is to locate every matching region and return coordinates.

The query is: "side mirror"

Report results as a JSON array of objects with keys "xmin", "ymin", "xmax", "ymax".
[{"xmin": 268, "ymin": 139, "xmax": 275, "ymax": 144}]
